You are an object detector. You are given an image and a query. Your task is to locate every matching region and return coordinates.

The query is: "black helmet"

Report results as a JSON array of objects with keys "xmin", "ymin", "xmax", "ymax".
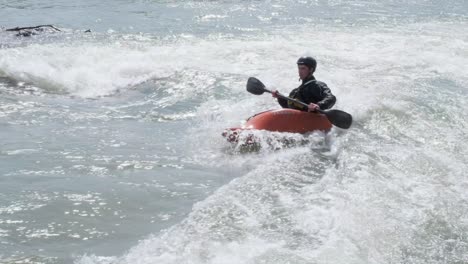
[{"xmin": 297, "ymin": 56, "xmax": 317, "ymax": 70}]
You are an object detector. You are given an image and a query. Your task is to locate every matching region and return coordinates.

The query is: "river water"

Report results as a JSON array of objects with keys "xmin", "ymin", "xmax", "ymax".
[{"xmin": 0, "ymin": 1, "xmax": 467, "ymax": 263}]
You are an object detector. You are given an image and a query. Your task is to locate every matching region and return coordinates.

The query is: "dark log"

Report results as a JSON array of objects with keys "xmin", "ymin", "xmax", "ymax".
[{"xmin": 6, "ymin": 25, "xmax": 61, "ymax": 32}]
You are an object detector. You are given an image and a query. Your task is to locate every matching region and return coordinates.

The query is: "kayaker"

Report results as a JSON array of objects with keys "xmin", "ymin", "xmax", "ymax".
[{"xmin": 272, "ymin": 56, "xmax": 336, "ymax": 112}]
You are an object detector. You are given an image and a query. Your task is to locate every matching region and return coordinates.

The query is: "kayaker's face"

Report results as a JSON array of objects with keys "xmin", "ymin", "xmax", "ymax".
[{"xmin": 298, "ymin": 65, "xmax": 312, "ymax": 80}]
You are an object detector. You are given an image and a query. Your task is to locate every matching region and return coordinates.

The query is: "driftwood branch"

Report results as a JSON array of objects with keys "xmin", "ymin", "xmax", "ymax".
[{"xmin": 6, "ymin": 25, "xmax": 61, "ymax": 32}]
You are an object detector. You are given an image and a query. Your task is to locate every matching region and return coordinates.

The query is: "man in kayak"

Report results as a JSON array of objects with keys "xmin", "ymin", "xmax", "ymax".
[{"xmin": 272, "ymin": 56, "xmax": 336, "ymax": 112}]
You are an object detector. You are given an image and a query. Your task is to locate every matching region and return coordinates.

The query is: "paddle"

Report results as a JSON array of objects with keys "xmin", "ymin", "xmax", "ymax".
[{"xmin": 246, "ymin": 77, "xmax": 353, "ymax": 129}]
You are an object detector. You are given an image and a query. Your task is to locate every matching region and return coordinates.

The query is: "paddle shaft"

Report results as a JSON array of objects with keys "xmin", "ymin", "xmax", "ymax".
[{"xmin": 262, "ymin": 87, "xmax": 329, "ymax": 114}]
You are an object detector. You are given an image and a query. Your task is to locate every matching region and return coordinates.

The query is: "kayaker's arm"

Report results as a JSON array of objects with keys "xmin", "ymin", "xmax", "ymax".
[
  {"xmin": 277, "ymin": 97, "xmax": 289, "ymax": 108},
  {"xmin": 272, "ymin": 90, "xmax": 289, "ymax": 108},
  {"xmin": 316, "ymin": 82, "xmax": 336, "ymax": 110}
]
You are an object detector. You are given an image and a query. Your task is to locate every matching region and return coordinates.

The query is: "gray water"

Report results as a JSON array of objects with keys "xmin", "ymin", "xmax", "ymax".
[{"xmin": 1, "ymin": 1, "xmax": 467, "ymax": 263}]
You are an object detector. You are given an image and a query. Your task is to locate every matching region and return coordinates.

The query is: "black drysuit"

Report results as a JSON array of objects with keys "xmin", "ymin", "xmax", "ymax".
[{"xmin": 277, "ymin": 75, "xmax": 336, "ymax": 111}]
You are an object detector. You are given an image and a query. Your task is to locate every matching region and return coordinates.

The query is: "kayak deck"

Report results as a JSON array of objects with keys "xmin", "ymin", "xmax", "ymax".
[{"xmin": 222, "ymin": 109, "xmax": 332, "ymax": 144}]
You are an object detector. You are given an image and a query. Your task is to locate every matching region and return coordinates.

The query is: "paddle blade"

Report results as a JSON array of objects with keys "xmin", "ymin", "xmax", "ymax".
[
  {"xmin": 246, "ymin": 77, "xmax": 266, "ymax": 95},
  {"xmin": 322, "ymin": 109, "xmax": 353, "ymax": 129}
]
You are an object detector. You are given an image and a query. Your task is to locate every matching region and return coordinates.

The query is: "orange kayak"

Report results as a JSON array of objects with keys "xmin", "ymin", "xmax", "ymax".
[{"xmin": 223, "ymin": 109, "xmax": 332, "ymax": 143}]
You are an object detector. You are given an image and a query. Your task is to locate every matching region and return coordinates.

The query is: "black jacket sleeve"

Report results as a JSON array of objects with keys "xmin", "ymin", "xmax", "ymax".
[
  {"xmin": 277, "ymin": 97, "xmax": 289, "ymax": 108},
  {"xmin": 315, "ymin": 81, "xmax": 336, "ymax": 110}
]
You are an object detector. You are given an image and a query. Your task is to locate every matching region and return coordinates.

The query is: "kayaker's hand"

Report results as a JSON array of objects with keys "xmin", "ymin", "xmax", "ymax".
[
  {"xmin": 308, "ymin": 103, "xmax": 320, "ymax": 112},
  {"xmin": 272, "ymin": 90, "xmax": 279, "ymax": 98}
]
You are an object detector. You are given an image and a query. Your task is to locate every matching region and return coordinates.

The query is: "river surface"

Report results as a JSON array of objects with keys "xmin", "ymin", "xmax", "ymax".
[{"xmin": 0, "ymin": 1, "xmax": 467, "ymax": 263}]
